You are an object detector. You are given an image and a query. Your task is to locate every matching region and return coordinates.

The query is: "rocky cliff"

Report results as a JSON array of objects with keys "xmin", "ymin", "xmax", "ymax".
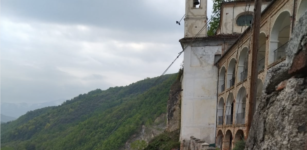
[
  {"xmin": 123, "ymin": 114, "xmax": 167, "ymax": 150},
  {"xmin": 166, "ymin": 69, "xmax": 182, "ymax": 132},
  {"xmin": 245, "ymin": 12, "xmax": 307, "ymax": 150}
]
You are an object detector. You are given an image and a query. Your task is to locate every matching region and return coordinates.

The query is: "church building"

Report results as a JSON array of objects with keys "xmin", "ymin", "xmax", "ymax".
[{"xmin": 179, "ymin": 0, "xmax": 307, "ymax": 149}]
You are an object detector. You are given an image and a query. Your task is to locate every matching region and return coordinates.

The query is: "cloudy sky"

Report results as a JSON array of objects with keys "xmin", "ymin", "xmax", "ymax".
[{"xmin": 1, "ymin": 0, "xmax": 213, "ymax": 104}]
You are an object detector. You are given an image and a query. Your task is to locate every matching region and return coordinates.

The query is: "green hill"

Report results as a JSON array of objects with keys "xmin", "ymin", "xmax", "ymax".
[{"xmin": 1, "ymin": 74, "xmax": 177, "ymax": 150}]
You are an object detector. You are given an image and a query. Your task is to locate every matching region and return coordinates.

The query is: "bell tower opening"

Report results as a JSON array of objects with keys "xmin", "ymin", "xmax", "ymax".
[{"xmin": 193, "ymin": 0, "xmax": 200, "ymax": 8}]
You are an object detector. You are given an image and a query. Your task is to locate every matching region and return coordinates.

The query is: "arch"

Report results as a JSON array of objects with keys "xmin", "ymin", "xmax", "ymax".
[
  {"xmin": 297, "ymin": 0, "xmax": 307, "ymax": 20},
  {"xmin": 235, "ymin": 11, "xmax": 253, "ymax": 26},
  {"xmin": 225, "ymin": 93, "xmax": 234, "ymax": 125},
  {"xmin": 237, "ymin": 47, "xmax": 249, "ymax": 82},
  {"xmin": 227, "ymin": 59, "xmax": 237, "ymax": 88},
  {"xmin": 235, "ymin": 87, "xmax": 246, "ymax": 124},
  {"xmin": 236, "ymin": 13, "xmax": 253, "ymax": 26},
  {"xmin": 224, "ymin": 130, "xmax": 233, "ymax": 150},
  {"xmin": 216, "ymin": 130, "xmax": 224, "ymax": 149},
  {"xmin": 269, "ymin": 11, "xmax": 291, "ymax": 64},
  {"xmin": 234, "ymin": 130, "xmax": 245, "ymax": 143},
  {"xmin": 256, "ymin": 79, "xmax": 263, "ymax": 110},
  {"xmin": 258, "ymin": 33, "xmax": 266, "ymax": 72},
  {"xmin": 219, "ymin": 67, "xmax": 226, "ymax": 93},
  {"xmin": 217, "ymin": 98, "xmax": 225, "ymax": 125}
]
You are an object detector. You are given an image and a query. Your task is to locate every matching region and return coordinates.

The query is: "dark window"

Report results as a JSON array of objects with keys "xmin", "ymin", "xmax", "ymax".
[{"xmin": 236, "ymin": 14, "xmax": 253, "ymax": 26}]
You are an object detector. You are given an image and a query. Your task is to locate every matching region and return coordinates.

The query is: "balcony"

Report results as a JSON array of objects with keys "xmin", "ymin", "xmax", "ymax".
[
  {"xmin": 273, "ymin": 42, "xmax": 288, "ymax": 62},
  {"xmin": 236, "ymin": 113, "xmax": 245, "ymax": 124},
  {"xmin": 218, "ymin": 116, "xmax": 223, "ymax": 125},
  {"xmin": 226, "ymin": 115, "xmax": 233, "ymax": 125},
  {"xmin": 240, "ymin": 70, "xmax": 247, "ymax": 81},
  {"xmin": 221, "ymin": 84, "xmax": 225, "ymax": 92},
  {"xmin": 258, "ymin": 58, "xmax": 265, "ymax": 73},
  {"xmin": 229, "ymin": 77, "xmax": 235, "ymax": 87}
]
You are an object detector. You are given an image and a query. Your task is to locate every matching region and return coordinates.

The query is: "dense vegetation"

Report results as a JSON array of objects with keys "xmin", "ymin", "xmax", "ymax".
[
  {"xmin": 144, "ymin": 130, "xmax": 180, "ymax": 150},
  {"xmin": 233, "ymin": 140, "xmax": 245, "ymax": 150},
  {"xmin": 207, "ymin": 0, "xmax": 222, "ymax": 36},
  {"xmin": 1, "ymin": 74, "xmax": 177, "ymax": 150}
]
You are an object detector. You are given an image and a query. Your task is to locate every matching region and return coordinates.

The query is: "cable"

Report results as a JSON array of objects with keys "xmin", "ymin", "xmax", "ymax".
[{"xmin": 154, "ymin": 24, "xmax": 207, "ymax": 84}]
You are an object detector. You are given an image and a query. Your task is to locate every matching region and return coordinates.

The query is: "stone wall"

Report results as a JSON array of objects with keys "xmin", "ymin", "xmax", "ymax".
[{"xmin": 245, "ymin": 11, "xmax": 307, "ymax": 150}]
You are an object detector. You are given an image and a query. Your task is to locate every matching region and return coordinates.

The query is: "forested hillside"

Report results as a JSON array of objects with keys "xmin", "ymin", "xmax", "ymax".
[{"xmin": 1, "ymin": 74, "xmax": 177, "ymax": 150}]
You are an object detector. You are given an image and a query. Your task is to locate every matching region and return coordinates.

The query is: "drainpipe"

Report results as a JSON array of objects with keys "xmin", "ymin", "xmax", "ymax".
[
  {"xmin": 215, "ymin": 57, "xmax": 220, "ymax": 146},
  {"xmin": 292, "ymin": 0, "xmax": 297, "ymax": 33}
]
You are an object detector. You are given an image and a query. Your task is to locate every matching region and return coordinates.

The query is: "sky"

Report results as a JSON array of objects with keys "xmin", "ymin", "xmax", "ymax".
[{"xmin": 1, "ymin": 0, "xmax": 213, "ymax": 104}]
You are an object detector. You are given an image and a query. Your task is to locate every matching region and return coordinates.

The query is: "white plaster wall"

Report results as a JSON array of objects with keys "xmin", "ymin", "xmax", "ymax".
[
  {"xmin": 218, "ymin": 3, "xmax": 269, "ymax": 34},
  {"xmin": 181, "ymin": 45, "xmax": 221, "ymax": 144}
]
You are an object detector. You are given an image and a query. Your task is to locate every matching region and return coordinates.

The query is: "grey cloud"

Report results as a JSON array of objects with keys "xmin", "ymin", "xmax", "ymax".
[
  {"xmin": 1, "ymin": 0, "xmax": 184, "ymax": 33},
  {"xmin": 0, "ymin": 0, "xmax": 186, "ymax": 105}
]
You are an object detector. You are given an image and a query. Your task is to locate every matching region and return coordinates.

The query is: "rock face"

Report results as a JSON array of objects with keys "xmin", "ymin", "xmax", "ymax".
[
  {"xmin": 122, "ymin": 114, "xmax": 167, "ymax": 150},
  {"xmin": 246, "ymin": 77, "xmax": 307, "ymax": 150},
  {"xmin": 245, "ymin": 11, "xmax": 307, "ymax": 150},
  {"xmin": 166, "ymin": 69, "xmax": 182, "ymax": 132}
]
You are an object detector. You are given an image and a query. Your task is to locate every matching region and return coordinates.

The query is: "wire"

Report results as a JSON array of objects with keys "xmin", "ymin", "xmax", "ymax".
[{"xmin": 153, "ymin": 24, "xmax": 208, "ymax": 84}]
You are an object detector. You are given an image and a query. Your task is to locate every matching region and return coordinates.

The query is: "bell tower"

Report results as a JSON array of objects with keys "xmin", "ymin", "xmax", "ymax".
[{"xmin": 184, "ymin": 0, "xmax": 207, "ymax": 38}]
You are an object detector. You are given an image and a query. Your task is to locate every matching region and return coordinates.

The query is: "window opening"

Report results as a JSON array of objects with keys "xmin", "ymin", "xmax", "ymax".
[
  {"xmin": 237, "ymin": 14, "xmax": 253, "ymax": 26},
  {"xmin": 193, "ymin": 0, "xmax": 200, "ymax": 8}
]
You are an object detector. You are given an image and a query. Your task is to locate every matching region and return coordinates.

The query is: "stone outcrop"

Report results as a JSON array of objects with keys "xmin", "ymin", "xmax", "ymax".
[
  {"xmin": 122, "ymin": 114, "xmax": 166, "ymax": 150},
  {"xmin": 245, "ymin": 11, "xmax": 307, "ymax": 150},
  {"xmin": 166, "ymin": 69, "xmax": 182, "ymax": 132}
]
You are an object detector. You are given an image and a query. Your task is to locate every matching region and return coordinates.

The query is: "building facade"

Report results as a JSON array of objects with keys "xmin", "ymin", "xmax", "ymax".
[
  {"xmin": 214, "ymin": 0, "xmax": 307, "ymax": 150},
  {"xmin": 179, "ymin": 0, "xmax": 307, "ymax": 150}
]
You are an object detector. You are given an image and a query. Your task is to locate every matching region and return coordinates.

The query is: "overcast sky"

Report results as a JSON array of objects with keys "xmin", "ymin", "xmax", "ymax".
[{"xmin": 1, "ymin": 0, "xmax": 213, "ymax": 104}]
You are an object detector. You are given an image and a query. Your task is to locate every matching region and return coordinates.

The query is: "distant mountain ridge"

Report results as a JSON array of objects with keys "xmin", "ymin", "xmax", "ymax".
[
  {"xmin": 1, "ymin": 74, "xmax": 177, "ymax": 150},
  {"xmin": 1, "ymin": 114, "xmax": 16, "ymax": 123},
  {"xmin": 1, "ymin": 101, "xmax": 61, "ymax": 118}
]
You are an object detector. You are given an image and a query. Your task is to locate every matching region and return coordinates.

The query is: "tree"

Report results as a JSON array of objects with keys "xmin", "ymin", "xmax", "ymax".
[
  {"xmin": 233, "ymin": 140, "xmax": 245, "ymax": 150},
  {"xmin": 207, "ymin": 0, "xmax": 223, "ymax": 36},
  {"xmin": 130, "ymin": 140, "xmax": 147, "ymax": 150}
]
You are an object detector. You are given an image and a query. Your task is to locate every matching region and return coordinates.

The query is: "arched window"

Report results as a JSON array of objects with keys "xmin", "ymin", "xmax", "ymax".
[
  {"xmin": 236, "ymin": 14, "xmax": 253, "ymax": 26},
  {"xmin": 225, "ymin": 130, "xmax": 233, "ymax": 150},
  {"xmin": 216, "ymin": 130, "xmax": 224, "ymax": 149},
  {"xmin": 236, "ymin": 87, "xmax": 246, "ymax": 124},
  {"xmin": 226, "ymin": 93, "xmax": 234, "ymax": 125},
  {"xmin": 297, "ymin": 0, "xmax": 307, "ymax": 20},
  {"xmin": 269, "ymin": 11, "xmax": 291, "ymax": 64},
  {"xmin": 234, "ymin": 130, "xmax": 245, "ymax": 143},
  {"xmin": 258, "ymin": 33, "xmax": 266, "ymax": 72},
  {"xmin": 219, "ymin": 67, "xmax": 226, "ymax": 93},
  {"xmin": 217, "ymin": 98, "xmax": 225, "ymax": 125},
  {"xmin": 227, "ymin": 59, "xmax": 237, "ymax": 88},
  {"xmin": 237, "ymin": 48, "xmax": 248, "ymax": 82}
]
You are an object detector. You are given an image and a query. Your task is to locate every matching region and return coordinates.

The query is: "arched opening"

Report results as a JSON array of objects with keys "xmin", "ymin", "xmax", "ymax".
[
  {"xmin": 236, "ymin": 87, "xmax": 246, "ymax": 124},
  {"xmin": 216, "ymin": 130, "xmax": 224, "ymax": 149},
  {"xmin": 234, "ymin": 130, "xmax": 245, "ymax": 144},
  {"xmin": 237, "ymin": 48, "xmax": 248, "ymax": 82},
  {"xmin": 225, "ymin": 93, "xmax": 234, "ymax": 125},
  {"xmin": 256, "ymin": 79, "xmax": 263, "ymax": 110},
  {"xmin": 217, "ymin": 98, "xmax": 225, "ymax": 125},
  {"xmin": 297, "ymin": 0, "xmax": 307, "ymax": 20},
  {"xmin": 224, "ymin": 130, "xmax": 233, "ymax": 150},
  {"xmin": 219, "ymin": 67, "xmax": 226, "ymax": 93},
  {"xmin": 236, "ymin": 13, "xmax": 253, "ymax": 26},
  {"xmin": 227, "ymin": 59, "xmax": 237, "ymax": 88},
  {"xmin": 269, "ymin": 11, "xmax": 291, "ymax": 64},
  {"xmin": 258, "ymin": 33, "xmax": 266, "ymax": 72}
]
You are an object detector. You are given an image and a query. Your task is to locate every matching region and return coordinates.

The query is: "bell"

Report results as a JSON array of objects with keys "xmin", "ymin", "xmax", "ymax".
[{"xmin": 193, "ymin": 0, "xmax": 200, "ymax": 5}]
